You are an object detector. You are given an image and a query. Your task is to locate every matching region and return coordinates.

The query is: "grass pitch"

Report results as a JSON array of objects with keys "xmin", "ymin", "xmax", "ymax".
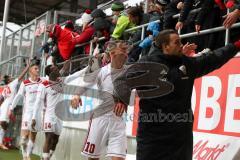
[{"xmin": 0, "ymin": 149, "xmax": 40, "ymax": 160}]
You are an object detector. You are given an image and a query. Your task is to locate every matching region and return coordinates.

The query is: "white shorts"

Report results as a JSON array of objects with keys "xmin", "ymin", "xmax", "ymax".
[
  {"xmin": 42, "ymin": 115, "xmax": 62, "ymax": 135},
  {"xmin": 81, "ymin": 112, "xmax": 127, "ymax": 159},
  {"xmin": 0, "ymin": 105, "xmax": 9, "ymax": 122},
  {"xmin": 21, "ymin": 111, "xmax": 41, "ymax": 132}
]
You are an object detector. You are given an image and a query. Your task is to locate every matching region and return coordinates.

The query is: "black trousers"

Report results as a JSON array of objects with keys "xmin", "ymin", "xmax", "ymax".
[{"xmin": 136, "ymin": 123, "xmax": 193, "ymax": 160}]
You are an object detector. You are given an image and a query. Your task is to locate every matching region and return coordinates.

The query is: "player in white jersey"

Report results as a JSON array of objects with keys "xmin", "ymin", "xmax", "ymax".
[
  {"xmin": 9, "ymin": 58, "xmax": 43, "ymax": 160},
  {"xmin": 32, "ymin": 62, "xmax": 87, "ymax": 160},
  {"xmin": 71, "ymin": 41, "xmax": 131, "ymax": 160},
  {"xmin": 0, "ymin": 62, "xmax": 30, "ymax": 150}
]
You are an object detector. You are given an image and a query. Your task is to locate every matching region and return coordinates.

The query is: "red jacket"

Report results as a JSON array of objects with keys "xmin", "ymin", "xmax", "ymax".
[{"xmin": 50, "ymin": 24, "xmax": 95, "ymax": 60}]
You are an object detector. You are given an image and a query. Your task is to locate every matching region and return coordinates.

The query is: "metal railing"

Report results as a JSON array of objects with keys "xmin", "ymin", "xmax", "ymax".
[
  {"xmin": 0, "ymin": 11, "xmax": 51, "ymax": 76},
  {"xmin": 2, "ymin": 5, "xmax": 240, "ymax": 77}
]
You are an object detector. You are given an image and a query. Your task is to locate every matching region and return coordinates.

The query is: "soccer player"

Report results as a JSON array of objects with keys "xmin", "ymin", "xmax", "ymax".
[
  {"xmin": 71, "ymin": 40, "xmax": 130, "ymax": 160},
  {"xmin": 0, "ymin": 62, "xmax": 30, "ymax": 150},
  {"xmin": 32, "ymin": 62, "xmax": 88, "ymax": 160},
  {"xmin": 9, "ymin": 58, "xmax": 43, "ymax": 160}
]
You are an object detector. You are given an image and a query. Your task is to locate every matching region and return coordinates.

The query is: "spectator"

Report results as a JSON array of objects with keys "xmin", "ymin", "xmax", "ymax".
[
  {"xmin": 149, "ymin": 0, "xmax": 168, "ymax": 22},
  {"xmin": 128, "ymin": 21, "xmax": 160, "ymax": 62},
  {"xmin": 111, "ymin": 1, "xmax": 125, "ymax": 25},
  {"xmin": 164, "ymin": 0, "xmax": 183, "ymax": 29},
  {"xmin": 193, "ymin": 0, "xmax": 223, "ymax": 51},
  {"xmin": 91, "ymin": 9, "xmax": 113, "ymax": 41},
  {"xmin": 90, "ymin": 9, "xmax": 114, "ymax": 56},
  {"xmin": 47, "ymin": 10, "xmax": 95, "ymax": 61},
  {"xmin": 111, "ymin": 3, "xmax": 135, "ymax": 40},
  {"xmin": 175, "ymin": 0, "xmax": 202, "ymax": 31},
  {"xmin": 127, "ymin": 6, "xmax": 150, "ymax": 43}
]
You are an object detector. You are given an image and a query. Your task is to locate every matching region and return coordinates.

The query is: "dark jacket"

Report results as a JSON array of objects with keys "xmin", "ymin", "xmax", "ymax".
[
  {"xmin": 164, "ymin": 0, "xmax": 182, "ymax": 29},
  {"xmin": 195, "ymin": 0, "xmax": 215, "ymax": 25},
  {"xmin": 128, "ymin": 13, "xmax": 150, "ymax": 43},
  {"xmin": 179, "ymin": 0, "xmax": 202, "ymax": 23},
  {"xmin": 136, "ymin": 43, "xmax": 239, "ymax": 160}
]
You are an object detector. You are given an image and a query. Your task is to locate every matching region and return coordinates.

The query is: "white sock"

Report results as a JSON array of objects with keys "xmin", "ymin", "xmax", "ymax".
[
  {"xmin": 20, "ymin": 137, "xmax": 28, "ymax": 158},
  {"xmin": 21, "ymin": 145, "xmax": 27, "ymax": 158},
  {"xmin": 42, "ymin": 152, "xmax": 49, "ymax": 160},
  {"xmin": 0, "ymin": 127, "xmax": 5, "ymax": 144},
  {"xmin": 49, "ymin": 150, "xmax": 54, "ymax": 158},
  {"xmin": 26, "ymin": 140, "xmax": 34, "ymax": 157}
]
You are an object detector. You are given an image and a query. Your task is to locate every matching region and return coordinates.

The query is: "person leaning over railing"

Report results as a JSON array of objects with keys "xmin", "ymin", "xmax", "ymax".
[
  {"xmin": 91, "ymin": 8, "xmax": 113, "ymax": 53},
  {"xmin": 46, "ymin": 10, "xmax": 95, "ymax": 61}
]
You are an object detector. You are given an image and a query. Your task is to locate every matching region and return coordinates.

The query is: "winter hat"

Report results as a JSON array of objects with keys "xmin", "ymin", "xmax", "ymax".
[
  {"xmin": 91, "ymin": 9, "xmax": 106, "ymax": 18},
  {"xmin": 81, "ymin": 9, "xmax": 93, "ymax": 24},
  {"xmin": 93, "ymin": 17, "xmax": 110, "ymax": 31},
  {"xmin": 64, "ymin": 20, "xmax": 74, "ymax": 30},
  {"xmin": 111, "ymin": 1, "xmax": 125, "ymax": 11}
]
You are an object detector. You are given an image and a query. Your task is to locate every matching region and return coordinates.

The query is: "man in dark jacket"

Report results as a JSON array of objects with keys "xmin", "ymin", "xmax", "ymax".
[{"xmin": 132, "ymin": 30, "xmax": 240, "ymax": 160}]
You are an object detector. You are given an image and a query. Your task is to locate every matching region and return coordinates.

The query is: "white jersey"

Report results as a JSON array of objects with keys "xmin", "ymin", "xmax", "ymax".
[
  {"xmin": 34, "ymin": 80, "xmax": 63, "ymax": 119},
  {"xmin": 0, "ymin": 79, "xmax": 19, "ymax": 122},
  {"xmin": 11, "ymin": 78, "xmax": 43, "ymax": 113},
  {"xmin": 86, "ymin": 63, "xmax": 126, "ymax": 116},
  {"xmin": 32, "ymin": 70, "xmax": 87, "ymax": 134},
  {"xmin": 81, "ymin": 64, "xmax": 127, "ymax": 158},
  {"xmin": 33, "ymin": 80, "xmax": 63, "ymax": 134},
  {"xmin": 10, "ymin": 77, "xmax": 44, "ymax": 131}
]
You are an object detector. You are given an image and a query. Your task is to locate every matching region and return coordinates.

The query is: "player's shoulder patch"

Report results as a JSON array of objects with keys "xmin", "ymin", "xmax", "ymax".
[
  {"xmin": 42, "ymin": 80, "xmax": 49, "ymax": 86},
  {"xmin": 23, "ymin": 79, "xmax": 31, "ymax": 84}
]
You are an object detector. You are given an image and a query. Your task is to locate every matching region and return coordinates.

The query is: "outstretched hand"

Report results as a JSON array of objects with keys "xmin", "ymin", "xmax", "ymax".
[
  {"xmin": 182, "ymin": 42, "xmax": 197, "ymax": 56},
  {"xmin": 223, "ymin": 9, "xmax": 240, "ymax": 28}
]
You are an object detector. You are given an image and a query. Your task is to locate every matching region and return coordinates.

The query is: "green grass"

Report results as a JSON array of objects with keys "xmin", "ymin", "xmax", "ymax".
[{"xmin": 0, "ymin": 149, "xmax": 40, "ymax": 160}]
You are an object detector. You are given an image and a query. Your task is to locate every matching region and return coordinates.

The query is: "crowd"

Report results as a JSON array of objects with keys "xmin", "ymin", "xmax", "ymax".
[
  {"xmin": 1, "ymin": 0, "xmax": 240, "ymax": 160},
  {"xmin": 42, "ymin": 0, "xmax": 240, "ymax": 66}
]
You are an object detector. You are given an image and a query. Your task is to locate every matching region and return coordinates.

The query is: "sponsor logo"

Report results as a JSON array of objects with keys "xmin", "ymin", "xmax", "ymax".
[{"xmin": 193, "ymin": 140, "xmax": 229, "ymax": 160}]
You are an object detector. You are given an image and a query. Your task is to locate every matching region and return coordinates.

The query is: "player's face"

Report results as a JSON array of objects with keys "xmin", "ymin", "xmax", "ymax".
[
  {"xmin": 29, "ymin": 65, "xmax": 40, "ymax": 77},
  {"xmin": 110, "ymin": 42, "xmax": 129, "ymax": 67},
  {"xmin": 49, "ymin": 66, "xmax": 60, "ymax": 81}
]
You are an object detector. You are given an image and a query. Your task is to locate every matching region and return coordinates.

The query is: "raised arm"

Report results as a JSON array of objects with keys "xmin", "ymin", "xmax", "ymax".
[
  {"xmin": 186, "ymin": 43, "xmax": 240, "ymax": 78},
  {"xmin": 63, "ymin": 66, "xmax": 97, "ymax": 84},
  {"xmin": 17, "ymin": 59, "xmax": 30, "ymax": 81},
  {"xmin": 10, "ymin": 82, "xmax": 25, "ymax": 111}
]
